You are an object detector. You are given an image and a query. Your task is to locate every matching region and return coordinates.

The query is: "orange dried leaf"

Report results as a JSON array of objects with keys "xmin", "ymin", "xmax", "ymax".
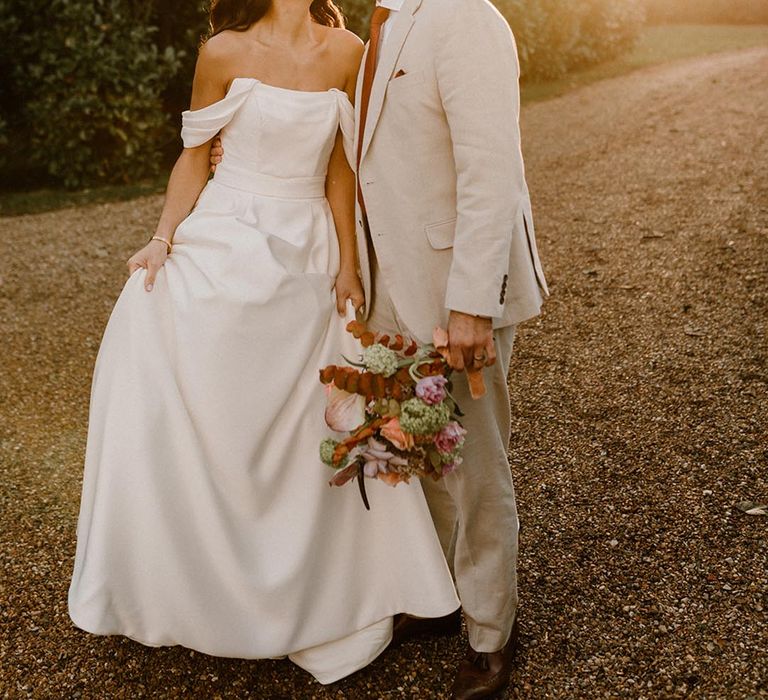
[
  {"xmin": 378, "ymin": 471, "xmax": 409, "ymax": 487},
  {"xmin": 346, "ymin": 372, "xmax": 359, "ymax": 394},
  {"xmin": 361, "ymin": 332, "xmax": 376, "ymax": 348},
  {"xmin": 346, "ymin": 321, "xmax": 367, "ymax": 338},
  {"xmin": 333, "ymin": 367, "xmax": 349, "ymax": 387},
  {"xmin": 395, "ymin": 367, "xmax": 411, "ymax": 383},
  {"xmin": 355, "ymin": 426, "xmax": 375, "ymax": 442},
  {"xmin": 372, "ymin": 374, "xmax": 387, "ymax": 399},
  {"xmin": 358, "ymin": 372, "xmax": 374, "ymax": 397},
  {"xmin": 320, "ymin": 366, "xmax": 336, "ymax": 384},
  {"xmin": 332, "ymin": 444, "xmax": 349, "ymax": 466},
  {"xmin": 467, "ymin": 369, "xmax": 486, "ymax": 399},
  {"xmin": 330, "ymin": 463, "xmax": 359, "ymax": 487}
]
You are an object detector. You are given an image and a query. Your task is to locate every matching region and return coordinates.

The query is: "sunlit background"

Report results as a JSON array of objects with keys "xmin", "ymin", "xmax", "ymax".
[{"xmin": 0, "ymin": 0, "xmax": 766, "ymax": 204}]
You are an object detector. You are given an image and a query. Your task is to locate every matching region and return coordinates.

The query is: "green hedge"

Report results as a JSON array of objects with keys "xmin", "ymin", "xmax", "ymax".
[
  {"xmin": 1, "ymin": 0, "xmax": 182, "ymax": 189},
  {"xmin": 499, "ymin": 0, "xmax": 645, "ymax": 79},
  {"xmin": 1, "ymin": 0, "xmax": 643, "ymax": 190},
  {"xmin": 340, "ymin": 0, "xmax": 645, "ymax": 80}
]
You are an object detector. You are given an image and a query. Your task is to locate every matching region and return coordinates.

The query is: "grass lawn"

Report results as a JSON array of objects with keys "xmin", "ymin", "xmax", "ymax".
[
  {"xmin": 0, "ymin": 179, "xmax": 167, "ymax": 218},
  {"xmin": 522, "ymin": 23, "xmax": 768, "ymax": 102},
  {"xmin": 2, "ymin": 24, "xmax": 766, "ymax": 218}
]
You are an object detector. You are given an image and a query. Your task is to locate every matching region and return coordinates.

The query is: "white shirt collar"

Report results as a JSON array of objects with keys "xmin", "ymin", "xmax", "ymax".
[{"xmin": 376, "ymin": 0, "xmax": 405, "ymax": 10}]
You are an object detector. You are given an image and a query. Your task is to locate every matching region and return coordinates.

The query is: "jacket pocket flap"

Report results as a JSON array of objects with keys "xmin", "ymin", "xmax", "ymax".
[{"xmin": 425, "ymin": 218, "xmax": 456, "ymax": 250}]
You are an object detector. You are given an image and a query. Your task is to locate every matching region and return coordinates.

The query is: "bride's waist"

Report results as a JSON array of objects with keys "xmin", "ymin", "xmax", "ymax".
[{"xmin": 212, "ymin": 162, "xmax": 326, "ymax": 200}]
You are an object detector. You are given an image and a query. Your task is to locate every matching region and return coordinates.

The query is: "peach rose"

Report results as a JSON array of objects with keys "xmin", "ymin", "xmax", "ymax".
[{"xmin": 380, "ymin": 418, "xmax": 415, "ymax": 451}]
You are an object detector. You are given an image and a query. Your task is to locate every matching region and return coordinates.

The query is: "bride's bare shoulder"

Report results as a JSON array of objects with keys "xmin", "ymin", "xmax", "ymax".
[
  {"xmin": 324, "ymin": 26, "xmax": 365, "ymax": 59},
  {"xmin": 190, "ymin": 31, "xmax": 249, "ymax": 105},
  {"xmin": 321, "ymin": 27, "xmax": 365, "ymax": 84},
  {"xmin": 198, "ymin": 31, "xmax": 247, "ymax": 63}
]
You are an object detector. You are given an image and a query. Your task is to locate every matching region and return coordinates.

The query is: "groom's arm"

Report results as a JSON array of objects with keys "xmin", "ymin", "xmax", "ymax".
[{"xmin": 433, "ymin": 0, "xmax": 526, "ymax": 322}]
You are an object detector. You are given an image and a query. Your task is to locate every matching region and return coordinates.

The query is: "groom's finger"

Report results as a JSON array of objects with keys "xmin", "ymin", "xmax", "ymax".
[
  {"xmin": 463, "ymin": 344, "xmax": 477, "ymax": 371},
  {"xmin": 448, "ymin": 342, "xmax": 466, "ymax": 371},
  {"xmin": 484, "ymin": 335, "xmax": 497, "ymax": 367}
]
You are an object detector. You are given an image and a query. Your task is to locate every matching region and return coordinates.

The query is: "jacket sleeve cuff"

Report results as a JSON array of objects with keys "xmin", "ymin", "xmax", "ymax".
[{"xmin": 445, "ymin": 279, "xmax": 505, "ymax": 320}]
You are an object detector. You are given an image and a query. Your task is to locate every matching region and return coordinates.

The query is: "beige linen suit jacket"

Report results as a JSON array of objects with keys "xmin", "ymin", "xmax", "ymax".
[{"xmin": 355, "ymin": 0, "xmax": 548, "ymax": 343}]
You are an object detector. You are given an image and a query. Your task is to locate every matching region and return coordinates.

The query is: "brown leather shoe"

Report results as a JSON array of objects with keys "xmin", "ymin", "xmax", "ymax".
[
  {"xmin": 389, "ymin": 607, "xmax": 462, "ymax": 648},
  {"xmin": 451, "ymin": 616, "xmax": 520, "ymax": 700}
]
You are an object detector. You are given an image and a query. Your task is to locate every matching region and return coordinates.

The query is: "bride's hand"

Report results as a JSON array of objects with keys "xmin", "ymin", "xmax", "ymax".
[
  {"xmin": 127, "ymin": 240, "xmax": 169, "ymax": 292},
  {"xmin": 334, "ymin": 268, "xmax": 365, "ymax": 315}
]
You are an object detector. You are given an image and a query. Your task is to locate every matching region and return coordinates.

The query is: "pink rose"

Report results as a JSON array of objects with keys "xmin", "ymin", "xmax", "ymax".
[
  {"xmin": 380, "ymin": 418, "xmax": 415, "ymax": 451},
  {"xmin": 416, "ymin": 375, "xmax": 448, "ymax": 406},
  {"xmin": 434, "ymin": 422, "xmax": 467, "ymax": 455},
  {"xmin": 441, "ymin": 457, "xmax": 462, "ymax": 476}
]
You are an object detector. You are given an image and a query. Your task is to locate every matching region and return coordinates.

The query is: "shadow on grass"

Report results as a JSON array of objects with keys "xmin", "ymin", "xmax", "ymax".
[{"xmin": 0, "ymin": 178, "xmax": 168, "ymax": 218}]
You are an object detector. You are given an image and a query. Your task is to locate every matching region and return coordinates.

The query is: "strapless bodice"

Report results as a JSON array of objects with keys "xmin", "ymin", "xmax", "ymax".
[{"xmin": 181, "ymin": 79, "xmax": 355, "ymax": 197}]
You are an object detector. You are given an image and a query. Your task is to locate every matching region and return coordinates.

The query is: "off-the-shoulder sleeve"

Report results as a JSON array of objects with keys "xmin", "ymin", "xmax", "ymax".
[
  {"xmin": 180, "ymin": 79, "xmax": 258, "ymax": 148},
  {"xmin": 334, "ymin": 90, "xmax": 357, "ymax": 171}
]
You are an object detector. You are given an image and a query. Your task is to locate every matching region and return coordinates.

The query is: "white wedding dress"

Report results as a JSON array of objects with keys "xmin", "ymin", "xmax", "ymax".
[{"xmin": 68, "ymin": 79, "xmax": 459, "ymax": 684}]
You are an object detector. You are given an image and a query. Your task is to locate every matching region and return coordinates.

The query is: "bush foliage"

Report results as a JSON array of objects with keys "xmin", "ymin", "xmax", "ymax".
[
  {"xmin": 498, "ymin": 0, "xmax": 645, "ymax": 79},
  {"xmin": 340, "ymin": 0, "xmax": 645, "ymax": 80},
  {"xmin": 2, "ymin": 0, "xmax": 644, "ymax": 189},
  {"xmin": 645, "ymin": 0, "xmax": 768, "ymax": 24},
  {"xmin": 1, "ymin": 0, "xmax": 182, "ymax": 188}
]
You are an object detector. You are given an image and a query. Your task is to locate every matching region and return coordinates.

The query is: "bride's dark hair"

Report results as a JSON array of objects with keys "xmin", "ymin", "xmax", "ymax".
[{"xmin": 209, "ymin": 0, "xmax": 346, "ymax": 36}]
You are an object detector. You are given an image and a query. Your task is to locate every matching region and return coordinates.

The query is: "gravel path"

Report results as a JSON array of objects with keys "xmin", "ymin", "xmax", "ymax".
[{"xmin": 1, "ymin": 48, "xmax": 766, "ymax": 699}]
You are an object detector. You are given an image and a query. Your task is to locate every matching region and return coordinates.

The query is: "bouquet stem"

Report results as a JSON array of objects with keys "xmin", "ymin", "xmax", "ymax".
[{"xmin": 357, "ymin": 464, "xmax": 371, "ymax": 511}]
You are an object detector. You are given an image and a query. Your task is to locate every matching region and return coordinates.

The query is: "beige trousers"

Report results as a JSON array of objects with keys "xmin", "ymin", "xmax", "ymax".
[{"xmin": 367, "ymin": 262, "xmax": 519, "ymax": 653}]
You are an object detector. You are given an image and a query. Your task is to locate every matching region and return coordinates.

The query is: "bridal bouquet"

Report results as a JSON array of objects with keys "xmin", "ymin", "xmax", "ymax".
[{"xmin": 319, "ymin": 321, "xmax": 485, "ymax": 509}]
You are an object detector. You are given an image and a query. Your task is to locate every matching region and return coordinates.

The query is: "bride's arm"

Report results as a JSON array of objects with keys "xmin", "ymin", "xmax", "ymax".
[
  {"xmin": 128, "ymin": 41, "xmax": 229, "ymax": 292},
  {"xmin": 326, "ymin": 35, "xmax": 365, "ymax": 314},
  {"xmin": 326, "ymin": 130, "xmax": 363, "ymax": 314}
]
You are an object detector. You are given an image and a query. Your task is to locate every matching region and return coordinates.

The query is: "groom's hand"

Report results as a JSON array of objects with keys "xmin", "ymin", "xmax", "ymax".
[
  {"xmin": 446, "ymin": 311, "xmax": 496, "ymax": 372},
  {"xmin": 210, "ymin": 136, "xmax": 223, "ymax": 172}
]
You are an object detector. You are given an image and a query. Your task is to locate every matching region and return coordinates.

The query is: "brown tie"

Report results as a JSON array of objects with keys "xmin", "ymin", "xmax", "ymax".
[{"xmin": 357, "ymin": 6, "xmax": 390, "ymax": 212}]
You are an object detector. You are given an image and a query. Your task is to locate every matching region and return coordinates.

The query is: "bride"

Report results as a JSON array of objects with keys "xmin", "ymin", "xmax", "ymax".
[{"xmin": 68, "ymin": 0, "xmax": 458, "ymax": 684}]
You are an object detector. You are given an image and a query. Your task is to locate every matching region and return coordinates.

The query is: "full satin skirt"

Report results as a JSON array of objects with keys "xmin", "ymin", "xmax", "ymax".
[{"xmin": 68, "ymin": 182, "xmax": 459, "ymax": 683}]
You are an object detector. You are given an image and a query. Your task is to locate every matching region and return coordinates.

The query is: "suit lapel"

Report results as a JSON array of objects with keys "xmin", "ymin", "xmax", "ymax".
[
  {"xmin": 354, "ymin": 44, "xmax": 367, "ymax": 142},
  {"xmin": 359, "ymin": 0, "xmax": 422, "ymax": 164}
]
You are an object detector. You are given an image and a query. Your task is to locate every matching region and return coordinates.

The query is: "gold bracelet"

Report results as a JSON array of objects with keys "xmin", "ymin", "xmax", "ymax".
[{"xmin": 150, "ymin": 236, "xmax": 173, "ymax": 254}]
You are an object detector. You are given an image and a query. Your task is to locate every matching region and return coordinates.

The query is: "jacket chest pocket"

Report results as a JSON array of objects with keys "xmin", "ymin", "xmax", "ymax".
[
  {"xmin": 425, "ymin": 218, "xmax": 456, "ymax": 250},
  {"xmin": 385, "ymin": 69, "xmax": 428, "ymax": 100}
]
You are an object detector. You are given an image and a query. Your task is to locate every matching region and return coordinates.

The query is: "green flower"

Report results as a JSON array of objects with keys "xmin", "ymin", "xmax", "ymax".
[
  {"xmin": 399, "ymin": 398, "xmax": 451, "ymax": 435},
  {"xmin": 320, "ymin": 438, "xmax": 338, "ymax": 466},
  {"xmin": 362, "ymin": 343, "xmax": 399, "ymax": 377},
  {"xmin": 320, "ymin": 438, "xmax": 349, "ymax": 469}
]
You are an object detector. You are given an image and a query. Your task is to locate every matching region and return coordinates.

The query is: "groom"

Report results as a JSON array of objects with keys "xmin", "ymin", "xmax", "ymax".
[
  {"xmin": 355, "ymin": 0, "xmax": 546, "ymax": 697},
  {"xmin": 212, "ymin": 1, "xmax": 547, "ymax": 695}
]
